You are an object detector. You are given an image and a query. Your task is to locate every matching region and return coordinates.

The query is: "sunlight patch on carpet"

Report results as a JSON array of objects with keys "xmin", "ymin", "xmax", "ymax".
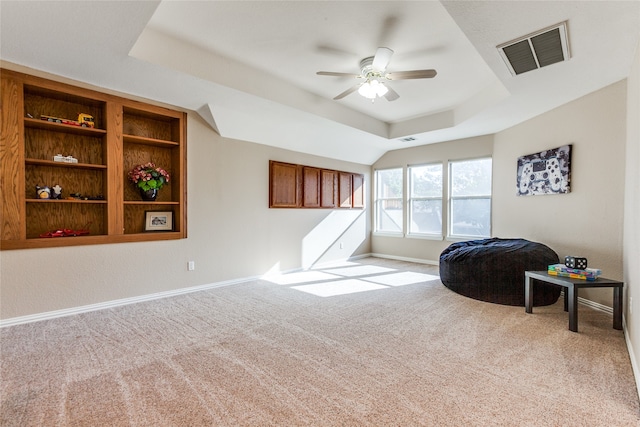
[
  {"xmin": 292, "ymin": 279, "xmax": 388, "ymax": 297},
  {"xmin": 263, "ymin": 271, "xmax": 342, "ymax": 286},
  {"xmin": 361, "ymin": 272, "xmax": 440, "ymax": 287},
  {"xmin": 319, "ymin": 265, "xmax": 396, "ymax": 277}
]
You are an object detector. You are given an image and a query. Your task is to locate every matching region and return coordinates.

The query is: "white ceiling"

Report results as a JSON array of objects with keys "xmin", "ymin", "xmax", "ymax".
[{"xmin": 1, "ymin": 1, "xmax": 639, "ymax": 165}]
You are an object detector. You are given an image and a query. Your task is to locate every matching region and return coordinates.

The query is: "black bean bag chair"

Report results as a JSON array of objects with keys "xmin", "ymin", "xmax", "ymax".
[{"xmin": 439, "ymin": 238, "xmax": 561, "ymax": 306}]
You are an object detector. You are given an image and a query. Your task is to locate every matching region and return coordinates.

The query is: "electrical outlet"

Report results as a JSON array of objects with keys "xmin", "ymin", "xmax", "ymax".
[{"xmin": 188, "ymin": 261, "xmax": 195, "ymax": 271}]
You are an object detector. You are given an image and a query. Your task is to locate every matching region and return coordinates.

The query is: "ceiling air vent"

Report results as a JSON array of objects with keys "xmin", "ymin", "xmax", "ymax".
[{"xmin": 498, "ymin": 21, "xmax": 570, "ymax": 76}]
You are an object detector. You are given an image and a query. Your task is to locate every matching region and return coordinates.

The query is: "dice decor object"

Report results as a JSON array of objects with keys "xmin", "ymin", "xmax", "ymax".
[{"xmin": 565, "ymin": 256, "xmax": 588, "ymax": 270}]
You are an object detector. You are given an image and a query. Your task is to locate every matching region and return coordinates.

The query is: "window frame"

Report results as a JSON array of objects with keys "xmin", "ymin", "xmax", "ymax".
[
  {"xmin": 447, "ymin": 157, "xmax": 493, "ymax": 240},
  {"xmin": 373, "ymin": 167, "xmax": 404, "ymax": 236},
  {"xmin": 407, "ymin": 162, "xmax": 443, "ymax": 240}
]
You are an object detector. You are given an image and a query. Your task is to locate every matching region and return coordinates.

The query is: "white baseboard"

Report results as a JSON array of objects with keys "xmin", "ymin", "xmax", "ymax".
[
  {"xmin": 0, "ymin": 276, "xmax": 258, "ymax": 328},
  {"xmin": 575, "ymin": 293, "xmax": 613, "ymax": 314},
  {"xmin": 623, "ymin": 315, "xmax": 640, "ymax": 400},
  {"xmin": 370, "ymin": 252, "xmax": 439, "ymax": 266},
  {"xmin": 0, "ymin": 254, "xmax": 622, "ymax": 336},
  {"xmin": 0, "ymin": 254, "xmax": 374, "ymax": 328}
]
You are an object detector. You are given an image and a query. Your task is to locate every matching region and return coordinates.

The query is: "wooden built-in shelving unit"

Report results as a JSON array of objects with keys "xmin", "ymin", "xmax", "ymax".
[{"xmin": 0, "ymin": 69, "xmax": 187, "ymax": 249}]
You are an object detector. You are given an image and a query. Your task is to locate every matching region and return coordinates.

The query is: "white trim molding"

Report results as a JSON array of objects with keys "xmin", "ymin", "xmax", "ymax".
[
  {"xmin": 0, "ymin": 276, "xmax": 256, "ymax": 328},
  {"xmin": 0, "ymin": 254, "xmax": 374, "ymax": 328}
]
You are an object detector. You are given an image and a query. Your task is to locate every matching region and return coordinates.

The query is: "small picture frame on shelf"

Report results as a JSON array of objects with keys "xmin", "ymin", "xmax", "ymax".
[{"xmin": 144, "ymin": 211, "xmax": 173, "ymax": 232}]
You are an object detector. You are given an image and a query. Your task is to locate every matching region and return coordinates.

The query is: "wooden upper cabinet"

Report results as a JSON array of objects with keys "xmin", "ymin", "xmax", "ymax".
[
  {"xmin": 269, "ymin": 160, "xmax": 364, "ymax": 210},
  {"xmin": 320, "ymin": 169, "xmax": 337, "ymax": 208},
  {"xmin": 270, "ymin": 161, "xmax": 300, "ymax": 207}
]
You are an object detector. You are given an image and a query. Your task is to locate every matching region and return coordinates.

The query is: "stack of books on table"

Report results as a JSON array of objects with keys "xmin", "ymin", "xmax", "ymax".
[{"xmin": 548, "ymin": 264, "xmax": 602, "ymax": 281}]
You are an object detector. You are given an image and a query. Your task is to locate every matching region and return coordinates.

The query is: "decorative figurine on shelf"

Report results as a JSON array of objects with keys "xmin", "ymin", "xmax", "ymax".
[
  {"xmin": 53, "ymin": 154, "xmax": 78, "ymax": 163},
  {"xmin": 128, "ymin": 162, "xmax": 170, "ymax": 201},
  {"xmin": 565, "ymin": 256, "xmax": 588, "ymax": 270},
  {"xmin": 40, "ymin": 113, "xmax": 95, "ymax": 128},
  {"xmin": 36, "ymin": 185, "xmax": 51, "ymax": 199},
  {"xmin": 51, "ymin": 184, "xmax": 63, "ymax": 199}
]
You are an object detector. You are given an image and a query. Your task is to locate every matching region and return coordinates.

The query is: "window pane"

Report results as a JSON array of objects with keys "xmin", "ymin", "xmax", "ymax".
[
  {"xmin": 410, "ymin": 164, "xmax": 442, "ymax": 197},
  {"xmin": 377, "ymin": 199, "xmax": 403, "ymax": 232},
  {"xmin": 375, "ymin": 168, "xmax": 403, "ymax": 233},
  {"xmin": 377, "ymin": 168, "xmax": 403, "ymax": 198},
  {"xmin": 451, "ymin": 158, "xmax": 492, "ymax": 197},
  {"xmin": 451, "ymin": 198, "xmax": 491, "ymax": 237},
  {"xmin": 410, "ymin": 200, "xmax": 442, "ymax": 234}
]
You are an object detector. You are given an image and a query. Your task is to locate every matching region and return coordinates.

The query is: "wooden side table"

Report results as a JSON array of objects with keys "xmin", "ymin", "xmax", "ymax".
[{"xmin": 525, "ymin": 271, "xmax": 623, "ymax": 332}]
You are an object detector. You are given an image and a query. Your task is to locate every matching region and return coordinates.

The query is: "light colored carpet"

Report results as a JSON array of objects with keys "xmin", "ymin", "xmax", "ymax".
[{"xmin": 1, "ymin": 257, "xmax": 638, "ymax": 426}]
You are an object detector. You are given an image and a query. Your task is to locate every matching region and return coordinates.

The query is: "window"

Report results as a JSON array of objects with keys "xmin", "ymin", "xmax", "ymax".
[
  {"xmin": 449, "ymin": 158, "xmax": 492, "ymax": 238},
  {"xmin": 408, "ymin": 163, "xmax": 443, "ymax": 237},
  {"xmin": 374, "ymin": 168, "xmax": 403, "ymax": 234}
]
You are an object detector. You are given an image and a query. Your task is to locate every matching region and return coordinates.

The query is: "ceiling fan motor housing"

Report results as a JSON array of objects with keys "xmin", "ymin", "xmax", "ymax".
[{"xmin": 360, "ymin": 56, "xmax": 385, "ymax": 81}]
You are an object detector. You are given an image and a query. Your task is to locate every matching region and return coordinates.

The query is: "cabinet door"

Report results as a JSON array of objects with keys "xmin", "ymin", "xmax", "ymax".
[
  {"xmin": 302, "ymin": 166, "xmax": 320, "ymax": 207},
  {"xmin": 339, "ymin": 172, "xmax": 353, "ymax": 208},
  {"xmin": 270, "ymin": 161, "xmax": 300, "ymax": 207},
  {"xmin": 320, "ymin": 169, "xmax": 337, "ymax": 208},
  {"xmin": 352, "ymin": 173, "xmax": 364, "ymax": 208}
]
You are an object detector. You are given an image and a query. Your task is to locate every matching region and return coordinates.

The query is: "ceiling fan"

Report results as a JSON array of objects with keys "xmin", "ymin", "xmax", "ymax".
[{"xmin": 316, "ymin": 47, "xmax": 437, "ymax": 102}]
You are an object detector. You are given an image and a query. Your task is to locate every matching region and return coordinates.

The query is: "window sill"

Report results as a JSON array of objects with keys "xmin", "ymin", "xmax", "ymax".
[
  {"xmin": 406, "ymin": 233, "xmax": 443, "ymax": 241},
  {"xmin": 373, "ymin": 231, "xmax": 404, "ymax": 238}
]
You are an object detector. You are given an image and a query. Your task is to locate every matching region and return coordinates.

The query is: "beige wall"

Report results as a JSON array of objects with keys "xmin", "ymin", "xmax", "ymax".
[
  {"xmin": 0, "ymin": 113, "xmax": 371, "ymax": 320},
  {"xmin": 372, "ymin": 80, "xmax": 627, "ymax": 309},
  {"xmin": 494, "ymin": 80, "xmax": 627, "ymax": 306},
  {"xmin": 623, "ymin": 40, "xmax": 640, "ymax": 387}
]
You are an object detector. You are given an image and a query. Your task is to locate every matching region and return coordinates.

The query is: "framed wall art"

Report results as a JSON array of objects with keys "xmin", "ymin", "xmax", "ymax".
[
  {"xmin": 516, "ymin": 144, "xmax": 571, "ymax": 196},
  {"xmin": 144, "ymin": 211, "xmax": 173, "ymax": 231}
]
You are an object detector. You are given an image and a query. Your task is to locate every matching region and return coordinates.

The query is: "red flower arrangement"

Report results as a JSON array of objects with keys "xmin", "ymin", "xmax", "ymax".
[{"xmin": 128, "ymin": 162, "xmax": 170, "ymax": 191}]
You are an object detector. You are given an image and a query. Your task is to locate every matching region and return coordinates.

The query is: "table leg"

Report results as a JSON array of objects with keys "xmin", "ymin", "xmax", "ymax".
[
  {"xmin": 613, "ymin": 287, "xmax": 623, "ymax": 330},
  {"xmin": 564, "ymin": 290, "xmax": 568, "ymax": 312},
  {"xmin": 525, "ymin": 276, "xmax": 533, "ymax": 313},
  {"xmin": 568, "ymin": 284, "xmax": 578, "ymax": 332}
]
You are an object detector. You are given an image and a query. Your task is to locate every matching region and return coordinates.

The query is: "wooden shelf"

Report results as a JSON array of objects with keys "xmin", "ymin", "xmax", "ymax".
[
  {"xmin": 0, "ymin": 232, "xmax": 183, "ymax": 250},
  {"xmin": 25, "ymin": 158, "xmax": 107, "ymax": 170},
  {"xmin": 26, "ymin": 198, "xmax": 107, "ymax": 204},
  {"xmin": 24, "ymin": 117, "xmax": 107, "ymax": 136},
  {"xmin": 124, "ymin": 200, "xmax": 180, "ymax": 205},
  {"xmin": 1, "ymin": 68, "xmax": 187, "ymax": 250},
  {"xmin": 123, "ymin": 134, "xmax": 180, "ymax": 147}
]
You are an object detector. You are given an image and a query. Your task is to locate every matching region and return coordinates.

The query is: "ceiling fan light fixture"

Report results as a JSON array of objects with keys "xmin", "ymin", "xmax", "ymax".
[
  {"xmin": 318, "ymin": 46, "xmax": 437, "ymax": 102},
  {"xmin": 358, "ymin": 79, "xmax": 388, "ymax": 99}
]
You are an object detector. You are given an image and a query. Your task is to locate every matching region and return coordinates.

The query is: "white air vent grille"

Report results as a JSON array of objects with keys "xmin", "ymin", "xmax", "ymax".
[
  {"xmin": 399, "ymin": 136, "xmax": 416, "ymax": 142},
  {"xmin": 498, "ymin": 21, "xmax": 570, "ymax": 76}
]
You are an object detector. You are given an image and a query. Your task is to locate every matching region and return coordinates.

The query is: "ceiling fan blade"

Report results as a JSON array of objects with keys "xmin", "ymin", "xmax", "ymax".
[
  {"xmin": 334, "ymin": 84, "xmax": 361, "ymax": 100},
  {"xmin": 386, "ymin": 69, "xmax": 437, "ymax": 80},
  {"xmin": 317, "ymin": 71, "xmax": 360, "ymax": 78},
  {"xmin": 383, "ymin": 86, "xmax": 400, "ymax": 101},
  {"xmin": 372, "ymin": 47, "xmax": 394, "ymax": 71}
]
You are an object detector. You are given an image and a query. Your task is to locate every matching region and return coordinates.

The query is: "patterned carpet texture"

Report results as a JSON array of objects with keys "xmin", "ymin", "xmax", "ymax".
[{"xmin": 1, "ymin": 257, "xmax": 638, "ymax": 426}]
